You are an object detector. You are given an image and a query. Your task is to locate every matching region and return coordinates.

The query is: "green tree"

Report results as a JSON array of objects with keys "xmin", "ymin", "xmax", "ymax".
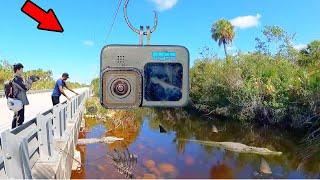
[
  {"xmin": 299, "ymin": 40, "xmax": 320, "ymax": 66},
  {"xmin": 255, "ymin": 26, "xmax": 296, "ymax": 59},
  {"xmin": 211, "ymin": 19, "xmax": 235, "ymax": 59},
  {"xmin": 0, "ymin": 60, "xmax": 12, "ymax": 85}
]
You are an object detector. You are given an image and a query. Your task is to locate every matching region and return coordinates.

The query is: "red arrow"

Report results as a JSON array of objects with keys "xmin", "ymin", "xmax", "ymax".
[{"xmin": 21, "ymin": 0, "xmax": 64, "ymax": 32}]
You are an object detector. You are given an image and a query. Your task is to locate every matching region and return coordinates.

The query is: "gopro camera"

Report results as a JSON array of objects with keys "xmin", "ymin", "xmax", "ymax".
[{"xmin": 100, "ymin": 45, "xmax": 189, "ymax": 109}]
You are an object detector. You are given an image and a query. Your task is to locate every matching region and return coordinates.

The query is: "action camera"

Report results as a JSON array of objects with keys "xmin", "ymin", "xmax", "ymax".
[{"xmin": 100, "ymin": 45, "xmax": 189, "ymax": 109}]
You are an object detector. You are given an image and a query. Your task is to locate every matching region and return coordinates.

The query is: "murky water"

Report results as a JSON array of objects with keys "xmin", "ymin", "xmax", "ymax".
[{"xmin": 71, "ymin": 108, "xmax": 320, "ymax": 179}]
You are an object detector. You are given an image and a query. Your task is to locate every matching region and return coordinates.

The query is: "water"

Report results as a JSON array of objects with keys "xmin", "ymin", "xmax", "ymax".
[{"xmin": 71, "ymin": 108, "xmax": 320, "ymax": 179}]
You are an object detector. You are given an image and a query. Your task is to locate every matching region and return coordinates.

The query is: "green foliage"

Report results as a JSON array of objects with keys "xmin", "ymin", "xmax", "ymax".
[
  {"xmin": 91, "ymin": 77, "xmax": 99, "ymax": 97},
  {"xmin": 263, "ymin": 26, "xmax": 289, "ymax": 42},
  {"xmin": 0, "ymin": 60, "xmax": 12, "ymax": 85},
  {"xmin": 255, "ymin": 26, "xmax": 297, "ymax": 60},
  {"xmin": 298, "ymin": 40, "xmax": 320, "ymax": 66},
  {"xmin": 85, "ymin": 96, "xmax": 108, "ymax": 115},
  {"xmin": 0, "ymin": 60, "xmax": 85, "ymax": 90},
  {"xmin": 211, "ymin": 19, "xmax": 235, "ymax": 58},
  {"xmin": 190, "ymin": 53, "xmax": 320, "ymax": 129},
  {"xmin": 193, "ymin": 25, "xmax": 319, "ymax": 129}
]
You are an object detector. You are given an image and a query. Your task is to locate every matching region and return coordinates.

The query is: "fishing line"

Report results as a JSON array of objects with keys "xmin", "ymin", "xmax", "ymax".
[{"xmin": 105, "ymin": 0, "xmax": 124, "ymax": 42}]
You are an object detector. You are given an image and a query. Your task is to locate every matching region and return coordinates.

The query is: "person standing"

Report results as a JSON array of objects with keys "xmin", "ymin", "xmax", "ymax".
[
  {"xmin": 51, "ymin": 73, "xmax": 79, "ymax": 106},
  {"xmin": 11, "ymin": 63, "xmax": 34, "ymax": 128}
]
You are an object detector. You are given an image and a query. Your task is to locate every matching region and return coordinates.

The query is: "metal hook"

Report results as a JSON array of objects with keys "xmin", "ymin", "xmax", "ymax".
[
  {"xmin": 123, "ymin": 0, "xmax": 158, "ymax": 45},
  {"xmin": 123, "ymin": 0, "xmax": 140, "ymax": 34}
]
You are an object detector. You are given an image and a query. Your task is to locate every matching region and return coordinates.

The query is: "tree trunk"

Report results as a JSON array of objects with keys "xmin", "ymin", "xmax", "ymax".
[{"xmin": 223, "ymin": 42, "xmax": 228, "ymax": 59}]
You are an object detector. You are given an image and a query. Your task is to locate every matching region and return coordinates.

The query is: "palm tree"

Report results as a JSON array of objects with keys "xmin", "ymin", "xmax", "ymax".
[{"xmin": 211, "ymin": 19, "xmax": 235, "ymax": 58}]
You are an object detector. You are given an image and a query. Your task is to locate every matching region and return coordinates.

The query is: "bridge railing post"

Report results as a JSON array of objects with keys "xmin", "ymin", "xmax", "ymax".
[
  {"xmin": 78, "ymin": 95, "xmax": 80, "ymax": 107},
  {"xmin": 74, "ymin": 97, "xmax": 77, "ymax": 116},
  {"xmin": 67, "ymin": 99, "xmax": 72, "ymax": 122},
  {"xmin": 1, "ymin": 130, "xmax": 32, "ymax": 179},
  {"xmin": 37, "ymin": 113, "xmax": 56, "ymax": 161},
  {"xmin": 53, "ymin": 103, "xmax": 67, "ymax": 139},
  {"xmin": 70, "ymin": 98, "xmax": 75, "ymax": 123},
  {"xmin": 74, "ymin": 98, "xmax": 77, "ymax": 113},
  {"xmin": 72, "ymin": 98, "xmax": 75, "ymax": 119},
  {"xmin": 70, "ymin": 100, "xmax": 73, "ymax": 121},
  {"xmin": 72, "ymin": 98, "xmax": 75, "ymax": 118},
  {"xmin": 75, "ymin": 97, "xmax": 78, "ymax": 113}
]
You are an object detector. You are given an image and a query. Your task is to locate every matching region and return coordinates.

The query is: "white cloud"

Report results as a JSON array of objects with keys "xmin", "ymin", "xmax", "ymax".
[
  {"xmin": 83, "ymin": 40, "xmax": 94, "ymax": 47},
  {"xmin": 293, "ymin": 44, "xmax": 307, "ymax": 50},
  {"xmin": 230, "ymin": 14, "xmax": 261, "ymax": 29},
  {"xmin": 150, "ymin": 0, "xmax": 178, "ymax": 11}
]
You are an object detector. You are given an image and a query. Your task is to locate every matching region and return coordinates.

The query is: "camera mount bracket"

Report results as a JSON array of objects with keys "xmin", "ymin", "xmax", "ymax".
[{"xmin": 124, "ymin": 0, "xmax": 158, "ymax": 45}]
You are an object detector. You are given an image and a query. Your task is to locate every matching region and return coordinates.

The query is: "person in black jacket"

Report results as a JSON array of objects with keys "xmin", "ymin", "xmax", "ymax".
[{"xmin": 11, "ymin": 63, "xmax": 34, "ymax": 128}]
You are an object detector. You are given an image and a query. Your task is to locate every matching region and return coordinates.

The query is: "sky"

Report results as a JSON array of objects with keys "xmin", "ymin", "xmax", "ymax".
[{"xmin": 0, "ymin": 0, "xmax": 319, "ymax": 84}]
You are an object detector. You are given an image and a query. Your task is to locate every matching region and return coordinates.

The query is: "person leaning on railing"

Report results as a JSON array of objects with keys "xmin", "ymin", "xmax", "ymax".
[{"xmin": 51, "ymin": 73, "xmax": 79, "ymax": 106}]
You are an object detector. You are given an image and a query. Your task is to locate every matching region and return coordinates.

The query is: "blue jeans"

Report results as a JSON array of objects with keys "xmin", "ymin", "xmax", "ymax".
[{"xmin": 52, "ymin": 96, "xmax": 60, "ymax": 106}]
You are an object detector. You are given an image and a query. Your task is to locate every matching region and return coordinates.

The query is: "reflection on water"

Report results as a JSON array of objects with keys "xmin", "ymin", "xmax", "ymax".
[{"xmin": 71, "ymin": 108, "xmax": 320, "ymax": 179}]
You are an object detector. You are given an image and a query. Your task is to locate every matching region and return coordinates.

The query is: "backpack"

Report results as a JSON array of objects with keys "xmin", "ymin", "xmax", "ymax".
[
  {"xmin": 4, "ymin": 80, "xmax": 14, "ymax": 99},
  {"xmin": 4, "ymin": 80, "xmax": 23, "ymax": 112}
]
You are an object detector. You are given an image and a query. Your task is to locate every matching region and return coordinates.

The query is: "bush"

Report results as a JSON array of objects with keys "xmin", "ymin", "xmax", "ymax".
[
  {"xmin": 190, "ymin": 53, "xmax": 320, "ymax": 129},
  {"xmin": 91, "ymin": 78, "xmax": 99, "ymax": 97}
]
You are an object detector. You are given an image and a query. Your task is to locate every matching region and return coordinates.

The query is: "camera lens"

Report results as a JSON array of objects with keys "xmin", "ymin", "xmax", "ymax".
[
  {"xmin": 113, "ymin": 81, "xmax": 128, "ymax": 95},
  {"xmin": 110, "ymin": 78, "xmax": 131, "ymax": 98}
]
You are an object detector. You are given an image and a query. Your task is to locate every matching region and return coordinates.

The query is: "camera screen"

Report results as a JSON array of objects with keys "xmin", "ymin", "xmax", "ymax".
[{"xmin": 144, "ymin": 63, "xmax": 183, "ymax": 101}]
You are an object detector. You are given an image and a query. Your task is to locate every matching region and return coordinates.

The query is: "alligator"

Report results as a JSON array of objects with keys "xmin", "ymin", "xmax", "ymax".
[
  {"xmin": 180, "ymin": 139, "xmax": 282, "ymax": 156},
  {"xmin": 77, "ymin": 136, "xmax": 124, "ymax": 145}
]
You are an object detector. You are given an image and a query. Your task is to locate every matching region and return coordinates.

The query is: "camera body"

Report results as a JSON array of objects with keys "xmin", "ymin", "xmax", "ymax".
[
  {"xmin": 29, "ymin": 75, "xmax": 40, "ymax": 82},
  {"xmin": 100, "ymin": 45, "xmax": 189, "ymax": 109}
]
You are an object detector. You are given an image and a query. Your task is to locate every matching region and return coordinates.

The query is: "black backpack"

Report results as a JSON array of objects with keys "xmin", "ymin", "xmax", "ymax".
[{"xmin": 4, "ymin": 80, "xmax": 14, "ymax": 99}]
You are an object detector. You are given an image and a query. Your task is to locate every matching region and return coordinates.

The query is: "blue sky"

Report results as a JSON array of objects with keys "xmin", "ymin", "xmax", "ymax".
[{"xmin": 0, "ymin": 0, "xmax": 319, "ymax": 84}]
